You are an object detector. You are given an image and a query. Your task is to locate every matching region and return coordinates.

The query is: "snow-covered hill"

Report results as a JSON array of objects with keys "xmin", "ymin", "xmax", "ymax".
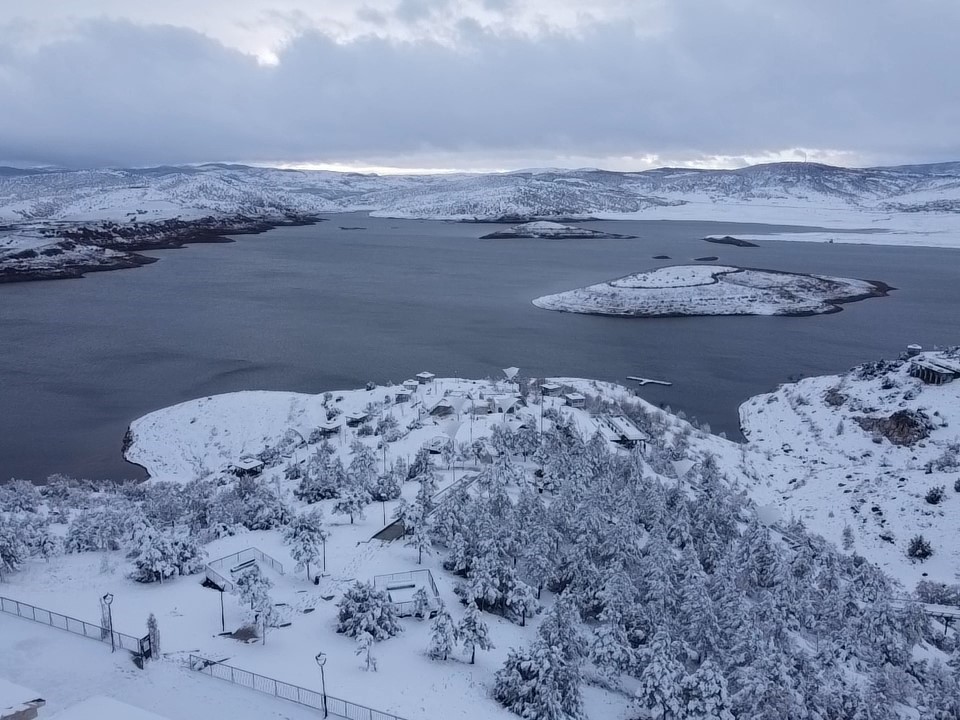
[
  {"xmin": 740, "ymin": 348, "xmax": 960, "ymax": 587},
  {"xmin": 2, "ymin": 160, "xmax": 960, "ymax": 224}
]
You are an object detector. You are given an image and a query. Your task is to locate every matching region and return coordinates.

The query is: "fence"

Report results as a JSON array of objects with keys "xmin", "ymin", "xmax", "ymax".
[
  {"xmin": 208, "ymin": 547, "xmax": 286, "ymax": 575},
  {"xmin": 0, "ymin": 594, "xmax": 149, "ymax": 658},
  {"xmin": 189, "ymin": 655, "xmax": 410, "ymax": 720},
  {"xmin": 372, "ymin": 570, "xmax": 440, "ymax": 616}
]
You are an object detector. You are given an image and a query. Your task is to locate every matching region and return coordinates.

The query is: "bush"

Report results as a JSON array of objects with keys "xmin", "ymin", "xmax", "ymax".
[
  {"xmin": 954, "ymin": 477, "xmax": 960, "ymax": 493},
  {"xmin": 925, "ymin": 485, "xmax": 946, "ymax": 505},
  {"xmin": 907, "ymin": 534, "xmax": 933, "ymax": 563}
]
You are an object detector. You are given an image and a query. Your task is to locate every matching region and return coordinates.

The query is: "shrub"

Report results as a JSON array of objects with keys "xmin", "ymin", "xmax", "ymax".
[
  {"xmin": 954, "ymin": 477, "xmax": 960, "ymax": 493},
  {"xmin": 907, "ymin": 534, "xmax": 933, "ymax": 563},
  {"xmin": 336, "ymin": 582, "xmax": 402, "ymax": 640},
  {"xmin": 925, "ymin": 485, "xmax": 946, "ymax": 505}
]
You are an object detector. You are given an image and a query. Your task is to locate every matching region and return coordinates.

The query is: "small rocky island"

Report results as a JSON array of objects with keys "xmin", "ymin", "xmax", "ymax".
[
  {"xmin": 480, "ymin": 220, "xmax": 635, "ymax": 240},
  {"xmin": 533, "ymin": 264, "xmax": 890, "ymax": 317}
]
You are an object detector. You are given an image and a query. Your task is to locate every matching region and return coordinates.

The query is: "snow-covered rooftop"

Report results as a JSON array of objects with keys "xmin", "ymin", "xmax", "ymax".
[
  {"xmin": 50, "ymin": 696, "xmax": 170, "ymax": 720},
  {"xmin": 0, "ymin": 677, "xmax": 43, "ymax": 713}
]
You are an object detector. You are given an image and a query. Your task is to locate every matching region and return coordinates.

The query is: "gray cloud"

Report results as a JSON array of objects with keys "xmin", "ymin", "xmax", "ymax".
[{"xmin": 1, "ymin": 0, "xmax": 959, "ymax": 169}]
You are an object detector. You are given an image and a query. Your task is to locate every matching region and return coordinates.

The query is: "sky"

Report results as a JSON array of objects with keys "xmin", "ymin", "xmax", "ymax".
[{"xmin": 1, "ymin": 0, "xmax": 958, "ymax": 173}]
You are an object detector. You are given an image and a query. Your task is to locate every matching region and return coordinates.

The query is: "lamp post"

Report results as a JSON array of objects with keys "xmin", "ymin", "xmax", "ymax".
[
  {"xmin": 102, "ymin": 593, "xmax": 115, "ymax": 653},
  {"xmin": 315, "ymin": 652, "xmax": 328, "ymax": 718}
]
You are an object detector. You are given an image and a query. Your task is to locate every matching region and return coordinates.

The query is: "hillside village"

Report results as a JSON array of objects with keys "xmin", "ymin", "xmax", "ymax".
[{"xmin": 2, "ymin": 362, "xmax": 960, "ymax": 719}]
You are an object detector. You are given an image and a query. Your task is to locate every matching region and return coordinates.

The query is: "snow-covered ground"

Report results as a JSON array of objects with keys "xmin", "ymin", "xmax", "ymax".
[
  {"xmin": 532, "ymin": 264, "xmax": 887, "ymax": 317},
  {"xmin": 479, "ymin": 221, "xmax": 634, "ymax": 240},
  {"xmin": 740, "ymin": 350, "xmax": 960, "ymax": 586}
]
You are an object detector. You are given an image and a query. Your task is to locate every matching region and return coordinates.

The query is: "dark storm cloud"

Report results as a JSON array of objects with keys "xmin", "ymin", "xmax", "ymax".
[{"xmin": 1, "ymin": 0, "xmax": 958, "ymax": 168}]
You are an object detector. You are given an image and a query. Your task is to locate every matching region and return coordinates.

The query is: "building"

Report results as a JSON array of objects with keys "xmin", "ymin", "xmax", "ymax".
[
  {"xmin": 540, "ymin": 382, "xmax": 562, "ymax": 397},
  {"xmin": 415, "ymin": 371, "xmax": 436, "ymax": 384},
  {"xmin": 314, "ymin": 418, "xmax": 341, "ymax": 437},
  {"xmin": 906, "ymin": 344, "xmax": 923, "ymax": 357},
  {"xmin": 564, "ymin": 392, "xmax": 586, "ymax": 409},
  {"xmin": 0, "ymin": 679, "xmax": 45, "ymax": 720},
  {"xmin": 346, "ymin": 411, "xmax": 369, "ymax": 427},
  {"xmin": 427, "ymin": 398, "xmax": 454, "ymax": 417},
  {"xmin": 395, "ymin": 388, "xmax": 413, "ymax": 403},
  {"xmin": 402, "ymin": 379, "xmax": 419, "ymax": 392},
  {"xmin": 604, "ymin": 415, "xmax": 650, "ymax": 450},
  {"xmin": 486, "ymin": 395, "xmax": 525, "ymax": 415},
  {"xmin": 47, "ymin": 697, "xmax": 171, "ymax": 720},
  {"xmin": 910, "ymin": 356, "xmax": 960, "ymax": 385},
  {"xmin": 231, "ymin": 456, "xmax": 264, "ymax": 478}
]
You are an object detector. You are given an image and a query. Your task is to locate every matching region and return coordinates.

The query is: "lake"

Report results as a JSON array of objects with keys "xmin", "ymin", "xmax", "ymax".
[{"xmin": 1, "ymin": 214, "xmax": 958, "ymax": 482}]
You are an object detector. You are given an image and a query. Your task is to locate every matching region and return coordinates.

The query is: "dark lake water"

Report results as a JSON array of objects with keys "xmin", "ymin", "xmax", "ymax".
[{"xmin": 2, "ymin": 214, "xmax": 958, "ymax": 482}]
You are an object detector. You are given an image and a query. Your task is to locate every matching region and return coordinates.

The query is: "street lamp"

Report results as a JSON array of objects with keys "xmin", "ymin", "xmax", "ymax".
[
  {"xmin": 102, "ymin": 593, "xmax": 115, "ymax": 653},
  {"xmin": 315, "ymin": 652, "xmax": 328, "ymax": 718}
]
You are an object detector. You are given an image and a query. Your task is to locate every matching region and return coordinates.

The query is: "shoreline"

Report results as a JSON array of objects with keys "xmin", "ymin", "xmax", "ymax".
[{"xmin": 0, "ymin": 214, "xmax": 324, "ymax": 284}]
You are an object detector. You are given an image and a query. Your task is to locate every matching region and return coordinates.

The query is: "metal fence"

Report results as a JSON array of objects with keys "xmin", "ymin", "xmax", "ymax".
[
  {"xmin": 0, "ymin": 594, "xmax": 148, "ymax": 657},
  {"xmin": 189, "ymin": 655, "xmax": 410, "ymax": 720},
  {"xmin": 208, "ymin": 547, "xmax": 286, "ymax": 575},
  {"xmin": 372, "ymin": 570, "xmax": 440, "ymax": 616}
]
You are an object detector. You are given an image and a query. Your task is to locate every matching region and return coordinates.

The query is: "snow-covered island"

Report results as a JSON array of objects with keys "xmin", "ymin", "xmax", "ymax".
[
  {"xmin": 3, "ymin": 370, "xmax": 960, "ymax": 717},
  {"xmin": 533, "ymin": 264, "xmax": 890, "ymax": 317},
  {"xmin": 479, "ymin": 221, "xmax": 636, "ymax": 240}
]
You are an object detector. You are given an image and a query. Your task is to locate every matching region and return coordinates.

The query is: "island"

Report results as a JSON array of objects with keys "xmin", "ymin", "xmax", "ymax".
[
  {"xmin": 704, "ymin": 235, "xmax": 760, "ymax": 248},
  {"xmin": 479, "ymin": 220, "xmax": 636, "ymax": 240},
  {"xmin": 532, "ymin": 264, "xmax": 890, "ymax": 317}
]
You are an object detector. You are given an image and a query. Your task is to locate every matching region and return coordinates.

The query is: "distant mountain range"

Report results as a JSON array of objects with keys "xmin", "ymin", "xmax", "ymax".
[{"xmin": 2, "ymin": 160, "xmax": 960, "ymax": 223}]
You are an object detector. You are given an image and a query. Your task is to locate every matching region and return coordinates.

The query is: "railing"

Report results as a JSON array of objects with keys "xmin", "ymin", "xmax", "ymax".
[
  {"xmin": 372, "ymin": 570, "xmax": 440, "ymax": 616},
  {"xmin": 204, "ymin": 564, "xmax": 235, "ymax": 592},
  {"xmin": 208, "ymin": 547, "xmax": 286, "ymax": 575},
  {"xmin": 188, "ymin": 655, "xmax": 411, "ymax": 720},
  {"xmin": 0, "ymin": 595, "xmax": 148, "ymax": 658}
]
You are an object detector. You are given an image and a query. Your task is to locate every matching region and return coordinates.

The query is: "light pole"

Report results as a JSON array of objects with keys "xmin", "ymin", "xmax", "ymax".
[
  {"xmin": 102, "ymin": 593, "xmax": 115, "ymax": 653},
  {"xmin": 315, "ymin": 652, "xmax": 328, "ymax": 718},
  {"xmin": 321, "ymin": 535, "xmax": 327, "ymax": 573}
]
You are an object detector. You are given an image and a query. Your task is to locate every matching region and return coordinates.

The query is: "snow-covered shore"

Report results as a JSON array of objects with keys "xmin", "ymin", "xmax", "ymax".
[{"xmin": 532, "ymin": 264, "xmax": 889, "ymax": 317}]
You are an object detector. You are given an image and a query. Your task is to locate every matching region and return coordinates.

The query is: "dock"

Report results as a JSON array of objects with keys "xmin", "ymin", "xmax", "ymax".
[{"xmin": 628, "ymin": 376, "xmax": 672, "ymax": 387}]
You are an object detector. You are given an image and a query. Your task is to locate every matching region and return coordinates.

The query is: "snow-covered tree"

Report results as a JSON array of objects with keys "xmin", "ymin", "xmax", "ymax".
[
  {"xmin": 413, "ymin": 586, "xmax": 431, "ymax": 619},
  {"xmin": 234, "ymin": 564, "xmax": 273, "ymax": 611},
  {"xmin": 494, "ymin": 640, "xmax": 584, "ymax": 720},
  {"xmin": 348, "ymin": 441, "xmax": 379, "ymax": 491},
  {"xmin": 283, "ymin": 509, "xmax": 328, "ymax": 579},
  {"xmin": 0, "ymin": 515, "xmax": 29, "ymax": 579},
  {"xmin": 128, "ymin": 521, "xmax": 178, "ymax": 584},
  {"xmin": 635, "ymin": 629, "xmax": 684, "ymax": 719},
  {"xmin": 407, "ymin": 447, "xmax": 434, "ymax": 481},
  {"xmin": 504, "ymin": 578, "xmax": 538, "ymax": 626},
  {"xmin": 457, "ymin": 600, "xmax": 494, "ymax": 664},
  {"xmin": 336, "ymin": 582, "xmax": 402, "ymax": 640},
  {"xmin": 295, "ymin": 452, "xmax": 346, "ymax": 502},
  {"xmin": 369, "ymin": 471, "xmax": 402, "ymax": 502},
  {"xmin": 355, "ymin": 631, "xmax": 378, "ymax": 671},
  {"xmin": 406, "ymin": 505, "xmax": 433, "ymax": 564},
  {"xmin": 681, "ymin": 660, "xmax": 734, "ymax": 720},
  {"xmin": 333, "ymin": 482, "xmax": 371, "ymax": 524},
  {"xmin": 147, "ymin": 613, "xmax": 160, "ymax": 658},
  {"xmin": 428, "ymin": 602, "xmax": 457, "ymax": 661}
]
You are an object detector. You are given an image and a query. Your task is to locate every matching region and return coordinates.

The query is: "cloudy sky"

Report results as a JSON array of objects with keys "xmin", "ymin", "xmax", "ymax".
[{"xmin": 1, "ymin": 0, "xmax": 958, "ymax": 172}]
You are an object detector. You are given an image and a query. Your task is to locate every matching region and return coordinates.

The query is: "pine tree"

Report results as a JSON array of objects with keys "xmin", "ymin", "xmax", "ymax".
[
  {"xmin": 494, "ymin": 639, "xmax": 584, "ymax": 720},
  {"xmin": 128, "ymin": 521, "xmax": 178, "ymax": 584},
  {"xmin": 348, "ymin": 441, "xmax": 379, "ymax": 491},
  {"xmin": 295, "ymin": 452, "xmax": 345, "ymax": 502},
  {"xmin": 0, "ymin": 515, "xmax": 28, "ymax": 579},
  {"xmin": 407, "ymin": 447, "xmax": 434, "ymax": 481},
  {"xmin": 234, "ymin": 564, "xmax": 273, "ymax": 611},
  {"xmin": 681, "ymin": 660, "xmax": 734, "ymax": 720},
  {"xmin": 406, "ymin": 503, "xmax": 433, "ymax": 564},
  {"xmin": 147, "ymin": 612, "xmax": 160, "ymax": 657},
  {"xmin": 457, "ymin": 601, "xmax": 494, "ymax": 664},
  {"xmin": 504, "ymin": 578, "xmax": 538, "ymax": 626},
  {"xmin": 283, "ymin": 509, "xmax": 328, "ymax": 579},
  {"xmin": 428, "ymin": 602, "xmax": 457, "ymax": 661},
  {"xmin": 413, "ymin": 586, "xmax": 431, "ymax": 619},
  {"xmin": 635, "ymin": 629, "xmax": 684, "ymax": 719},
  {"xmin": 336, "ymin": 582, "xmax": 402, "ymax": 640},
  {"xmin": 333, "ymin": 482, "xmax": 371, "ymax": 524},
  {"xmin": 355, "ymin": 631, "xmax": 378, "ymax": 671}
]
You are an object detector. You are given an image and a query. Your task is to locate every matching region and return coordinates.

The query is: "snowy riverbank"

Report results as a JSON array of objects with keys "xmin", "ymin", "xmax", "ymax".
[{"xmin": 532, "ymin": 264, "xmax": 889, "ymax": 317}]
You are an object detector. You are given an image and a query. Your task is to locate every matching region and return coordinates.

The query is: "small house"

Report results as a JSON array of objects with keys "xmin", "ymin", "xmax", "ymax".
[
  {"xmin": 564, "ymin": 392, "xmax": 586, "ymax": 409},
  {"xmin": 315, "ymin": 418, "xmax": 341, "ymax": 437},
  {"xmin": 403, "ymin": 379, "xmax": 419, "ymax": 391},
  {"xmin": 906, "ymin": 344, "xmax": 923, "ymax": 357},
  {"xmin": 428, "ymin": 398, "xmax": 454, "ymax": 417},
  {"xmin": 416, "ymin": 371, "xmax": 436, "ymax": 384},
  {"xmin": 540, "ymin": 382, "xmax": 562, "ymax": 397},
  {"xmin": 346, "ymin": 411, "xmax": 369, "ymax": 427},
  {"xmin": 231, "ymin": 456, "xmax": 264, "ymax": 478},
  {"xmin": 395, "ymin": 388, "xmax": 414, "ymax": 403}
]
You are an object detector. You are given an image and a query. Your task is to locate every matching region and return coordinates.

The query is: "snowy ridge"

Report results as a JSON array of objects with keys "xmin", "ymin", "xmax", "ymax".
[{"xmin": 2, "ymin": 161, "xmax": 960, "ymax": 225}]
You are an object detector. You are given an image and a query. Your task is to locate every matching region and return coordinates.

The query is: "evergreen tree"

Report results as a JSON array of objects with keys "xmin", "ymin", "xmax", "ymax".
[
  {"xmin": 406, "ymin": 503, "xmax": 433, "ymax": 564},
  {"xmin": 428, "ymin": 602, "xmax": 457, "ymax": 661},
  {"xmin": 504, "ymin": 577, "xmax": 538, "ymax": 626},
  {"xmin": 234, "ymin": 563, "xmax": 274, "ymax": 612},
  {"xmin": 407, "ymin": 447, "xmax": 434, "ymax": 481},
  {"xmin": 0, "ymin": 515, "xmax": 28, "ymax": 579},
  {"xmin": 147, "ymin": 612, "xmax": 160, "ymax": 657},
  {"xmin": 283, "ymin": 509, "xmax": 328, "ymax": 579},
  {"xmin": 457, "ymin": 601, "xmax": 494, "ymax": 664},
  {"xmin": 413, "ymin": 586, "xmax": 431, "ymax": 619},
  {"xmin": 128, "ymin": 521, "xmax": 178, "ymax": 584},
  {"xmin": 635, "ymin": 629, "xmax": 684, "ymax": 719},
  {"xmin": 333, "ymin": 482, "xmax": 371, "ymax": 524},
  {"xmin": 681, "ymin": 660, "xmax": 734, "ymax": 720},
  {"xmin": 336, "ymin": 582, "xmax": 402, "ymax": 640},
  {"xmin": 348, "ymin": 441, "xmax": 379, "ymax": 491},
  {"xmin": 295, "ymin": 452, "xmax": 345, "ymax": 502},
  {"xmin": 355, "ymin": 631, "xmax": 378, "ymax": 671},
  {"xmin": 494, "ymin": 641, "xmax": 584, "ymax": 720}
]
